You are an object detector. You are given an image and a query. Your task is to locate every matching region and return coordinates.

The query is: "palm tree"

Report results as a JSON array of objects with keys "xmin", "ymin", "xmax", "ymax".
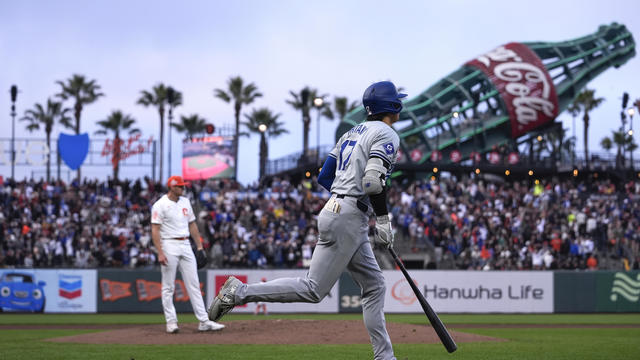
[
  {"xmin": 600, "ymin": 136, "xmax": 613, "ymax": 153},
  {"xmin": 214, "ymin": 76, "xmax": 262, "ymax": 180},
  {"xmin": 20, "ymin": 99, "xmax": 72, "ymax": 182},
  {"xmin": 137, "ymin": 83, "xmax": 168, "ymax": 183},
  {"xmin": 56, "ymin": 74, "xmax": 104, "ymax": 183},
  {"xmin": 286, "ymin": 87, "xmax": 333, "ymax": 162},
  {"xmin": 333, "ymin": 96, "xmax": 359, "ymax": 121},
  {"xmin": 165, "ymin": 87, "xmax": 183, "ymax": 179},
  {"xmin": 171, "ymin": 114, "xmax": 208, "ymax": 140},
  {"xmin": 242, "ymin": 108, "xmax": 288, "ymax": 180},
  {"xmin": 94, "ymin": 111, "xmax": 140, "ymax": 182},
  {"xmin": 571, "ymin": 89, "xmax": 604, "ymax": 166}
]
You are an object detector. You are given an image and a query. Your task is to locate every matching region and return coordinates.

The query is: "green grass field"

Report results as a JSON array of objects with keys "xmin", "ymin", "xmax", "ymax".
[{"xmin": 0, "ymin": 313, "xmax": 638, "ymax": 359}]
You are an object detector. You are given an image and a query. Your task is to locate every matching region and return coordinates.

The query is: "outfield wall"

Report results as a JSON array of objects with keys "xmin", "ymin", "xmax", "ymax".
[{"xmin": 0, "ymin": 269, "xmax": 638, "ymax": 313}]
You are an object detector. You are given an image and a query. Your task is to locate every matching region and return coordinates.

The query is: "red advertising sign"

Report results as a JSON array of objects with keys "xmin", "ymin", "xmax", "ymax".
[
  {"xmin": 508, "ymin": 152, "xmax": 520, "ymax": 165},
  {"xmin": 450, "ymin": 150, "xmax": 462, "ymax": 163},
  {"xmin": 466, "ymin": 42, "xmax": 559, "ymax": 138},
  {"xmin": 410, "ymin": 149, "xmax": 423, "ymax": 162},
  {"xmin": 429, "ymin": 150, "xmax": 442, "ymax": 162},
  {"xmin": 470, "ymin": 151, "xmax": 482, "ymax": 163},
  {"xmin": 101, "ymin": 133, "xmax": 154, "ymax": 169},
  {"xmin": 488, "ymin": 151, "xmax": 501, "ymax": 164}
]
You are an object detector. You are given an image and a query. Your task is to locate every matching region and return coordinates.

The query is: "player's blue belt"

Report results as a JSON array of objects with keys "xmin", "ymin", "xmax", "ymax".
[{"xmin": 334, "ymin": 194, "xmax": 368, "ymax": 213}]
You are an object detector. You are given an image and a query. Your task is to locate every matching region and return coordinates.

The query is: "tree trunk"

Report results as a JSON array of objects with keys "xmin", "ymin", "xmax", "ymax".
[
  {"xmin": 158, "ymin": 108, "xmax": 165, "ymax": 184},
  {"xmin": 583, "ymin": 114, "xmax": 590, "ymax": 167},
  {"xmin": 302, "ymin": 108, "xmax": 310, "ymax": 162},
  {"xmin": 259, "ymin": 133, "xmax": 267, "ymax": 180},
  {"xmin": 75, "ymin": 102, "xmax": 82, "ymax": 184},
  {"xmin": 46, "ymin": 132, "xmax": 51, "ymax": 182},
  {"xmin": 113, "ymin": 135, "xmax": 121, "ymax": 182},
  {"xmin": 234, "ymin": 103, "xmax": 241, "ymax": 181}
]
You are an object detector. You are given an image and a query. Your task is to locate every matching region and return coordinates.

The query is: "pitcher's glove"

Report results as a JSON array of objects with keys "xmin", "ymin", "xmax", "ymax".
[
  {"xmin": 195, "ymin": 249, "xmax": 208, "ymax": 269},
  {"xmin": 374, "ymin": 215, "xmax": 394, "ymax": 249}
]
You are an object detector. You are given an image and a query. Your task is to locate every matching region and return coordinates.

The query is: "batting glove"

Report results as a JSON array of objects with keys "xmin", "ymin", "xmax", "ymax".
[{"xmin": 374, "ymin": 215, "xmax": 394, "ymax": 249}]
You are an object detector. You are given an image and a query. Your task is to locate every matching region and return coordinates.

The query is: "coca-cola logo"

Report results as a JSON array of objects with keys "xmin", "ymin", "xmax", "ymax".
[{"xmin": 467, "ymin": 43, "xmax": 559, "ymax": 138}]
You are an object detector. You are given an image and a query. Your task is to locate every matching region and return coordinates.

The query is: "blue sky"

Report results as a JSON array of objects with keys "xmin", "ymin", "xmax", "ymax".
[{"xmin": 1, "ymin": 0, "xmax": 639, "ymax": 184}]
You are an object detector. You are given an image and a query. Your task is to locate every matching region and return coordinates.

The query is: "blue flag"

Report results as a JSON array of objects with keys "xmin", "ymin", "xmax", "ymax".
[{"xmin": 58, "ymin": 133, "xmax": 89, "ymax": 170}]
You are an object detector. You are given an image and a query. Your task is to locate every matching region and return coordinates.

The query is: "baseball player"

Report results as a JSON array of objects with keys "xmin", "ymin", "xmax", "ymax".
[
  {"xmin": 209, "ymin": 81, "xmax": 404, "ymax": 359},
  {"xmin": 151, "ymin": 175, "xmax": 225, "ymax": 333}
]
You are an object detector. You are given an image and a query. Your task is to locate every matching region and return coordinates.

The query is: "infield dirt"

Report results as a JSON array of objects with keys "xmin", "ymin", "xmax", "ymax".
[{"xmin": 44, "ymin": 319, "xmax": 502, "ymax": 345}]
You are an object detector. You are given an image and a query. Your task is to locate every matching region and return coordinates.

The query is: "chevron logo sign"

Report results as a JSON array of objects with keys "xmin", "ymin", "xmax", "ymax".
[
  {"xmin": 59, "ymin": 274, "xmax": 82, "ymax": 300},
  {"xmin": 610, "ymin": 273, "xmax": 640, "ymax": 302}
]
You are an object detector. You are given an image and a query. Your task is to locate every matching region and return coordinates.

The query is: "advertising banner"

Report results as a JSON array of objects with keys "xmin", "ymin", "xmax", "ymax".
[
  {"xmin": 206, "ymin": 270, "xmax": 338, "ymax": 313},
  {"xmin": 383, "ymin": 271, "xmax": 553, "ymax": 313},
  {"xmin": 0, "ymin": 269, "xmax": 96, "ymax": 313},
  {"xmin": 338, "ymin": 272, "xmax": 363, "ymax": 313},
  {"xmin": 554, "ymin": 271, "xmax": 640, "ymax": 313},
  {"xmin": 466, "ymin": 42, "xmax": 559, "ymax": 138},
  {"xmin": 98, "ymin": 269, "xmax": 206, "ymax": 313},
  {"xmin": 182, "ymin": 136, "xmax": 235, "ymax": 180},
  {"xmin": 597, "ymin": 271, "xmax": 640, "ymax": 312}
]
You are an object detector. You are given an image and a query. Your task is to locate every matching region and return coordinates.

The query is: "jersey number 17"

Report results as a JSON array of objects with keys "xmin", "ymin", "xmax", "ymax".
[{"xmin": 338, "ymin": 140, "xmax": 357, "ymax": 170}]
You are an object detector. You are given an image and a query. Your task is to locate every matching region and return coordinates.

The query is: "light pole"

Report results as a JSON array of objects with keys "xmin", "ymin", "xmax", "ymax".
[
  {"xmin": 629, "ymin": 107, "xmax": 636, "ymax": 169},
  {"xmin": 313, "ymin": 97, "xmax": 324, "ymax": 166},
  {"xmin": 10, "ymin": 85, "xmax": 18, "ymax": 181},
  {"xmin": 258, "ymin": 123, "xmax": 268, "ymax": 180}
]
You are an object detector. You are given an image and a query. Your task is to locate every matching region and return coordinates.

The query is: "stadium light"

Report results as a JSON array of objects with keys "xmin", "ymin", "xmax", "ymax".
[{"xmin": 10, "ymin": 85, "xmax": 18, "ymax": 181}]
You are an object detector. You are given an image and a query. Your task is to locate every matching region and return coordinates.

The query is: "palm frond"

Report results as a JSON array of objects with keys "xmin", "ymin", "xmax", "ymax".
[{"xmin": 213, "ymin": 89, "xmax": 231, "ymax": 103}]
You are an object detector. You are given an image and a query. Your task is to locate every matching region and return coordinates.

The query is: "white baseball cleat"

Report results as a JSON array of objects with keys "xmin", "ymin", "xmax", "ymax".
[
  {"xmin": 198, "ymin": 320, "xmax": 225, "ymax": 331},
  {"xmin": 166, "ymin": 322, "xmax": 179, "ymax": 334},
  {"xmin": 208, "ymin": 276, "xmax": 242, "ymax": 322}
]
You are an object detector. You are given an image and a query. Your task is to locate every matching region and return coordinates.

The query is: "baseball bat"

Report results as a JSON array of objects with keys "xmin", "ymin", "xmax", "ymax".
[{"xmin": 388, "ymin": 247, "xmax": 458, "ymax": 353}]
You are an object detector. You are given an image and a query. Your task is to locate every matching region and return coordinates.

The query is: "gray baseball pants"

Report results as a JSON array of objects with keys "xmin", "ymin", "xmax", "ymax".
[{"xmin": 233, "ymin": 194, "xmax": 395, "ymax": 360}]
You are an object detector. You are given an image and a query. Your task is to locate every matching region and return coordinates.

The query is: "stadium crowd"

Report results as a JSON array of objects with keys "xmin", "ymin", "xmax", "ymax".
[{"xmin": 0, "ymin": 174, "xmax": 639, "ymax": 271}]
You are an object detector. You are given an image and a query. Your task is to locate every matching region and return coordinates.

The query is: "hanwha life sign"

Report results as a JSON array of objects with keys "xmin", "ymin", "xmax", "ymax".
[{"xmin": 383, "ymin": 270, "xmax": 553, "ymax": 313}]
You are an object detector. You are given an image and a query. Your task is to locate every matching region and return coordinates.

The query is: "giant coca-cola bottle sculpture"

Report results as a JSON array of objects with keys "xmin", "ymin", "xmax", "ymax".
[{"xmin": 336, "ymin": 23, "xmax": 635, "ymax": 166}]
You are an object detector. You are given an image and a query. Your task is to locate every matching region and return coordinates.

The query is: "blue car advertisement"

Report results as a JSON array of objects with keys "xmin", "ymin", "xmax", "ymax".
[
  {"xmin": 0, "ymin": 270, "xmax": 96, "ymax": 313},
  {"xmin": 0, "ymin": 272, "xmax": 46, "ymax": 312}
]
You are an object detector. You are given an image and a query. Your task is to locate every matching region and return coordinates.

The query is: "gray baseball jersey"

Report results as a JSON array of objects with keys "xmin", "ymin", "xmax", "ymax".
[
  {"xmin": 328, "ymin": 121, "xmax": 400, "ymax": 196},
  {"xmin": 230, "ymin": 120, "xmax": 398, "ymax": 359}
]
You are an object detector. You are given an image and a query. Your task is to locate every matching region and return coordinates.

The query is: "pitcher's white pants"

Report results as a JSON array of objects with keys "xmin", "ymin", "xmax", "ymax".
[{"xmin": 161, "ymin": 239, "xmax": 208, "ymax": 324}]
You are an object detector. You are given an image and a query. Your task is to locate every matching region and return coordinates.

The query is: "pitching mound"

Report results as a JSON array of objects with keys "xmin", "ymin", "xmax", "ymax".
[{"xmin": 46, "ymin": 319, "xmax": 501, "ymax": 345}]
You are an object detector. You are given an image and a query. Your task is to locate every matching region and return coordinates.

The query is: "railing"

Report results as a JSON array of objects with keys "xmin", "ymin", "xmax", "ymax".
[{"xmin": 266, "ymin": 145, "xmax": 333, "ymax": 176}]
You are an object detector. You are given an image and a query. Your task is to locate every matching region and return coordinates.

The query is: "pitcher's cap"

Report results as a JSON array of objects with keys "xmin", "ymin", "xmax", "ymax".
[{"xmin": 167, "ymin": 175, "xmax": 190, "ymax": 187}]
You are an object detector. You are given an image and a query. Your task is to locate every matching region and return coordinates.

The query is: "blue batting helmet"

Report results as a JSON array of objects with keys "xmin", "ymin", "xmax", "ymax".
[{"xmin": 362, "ymin": 81, "xmax": 407, "ymax": 116}]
